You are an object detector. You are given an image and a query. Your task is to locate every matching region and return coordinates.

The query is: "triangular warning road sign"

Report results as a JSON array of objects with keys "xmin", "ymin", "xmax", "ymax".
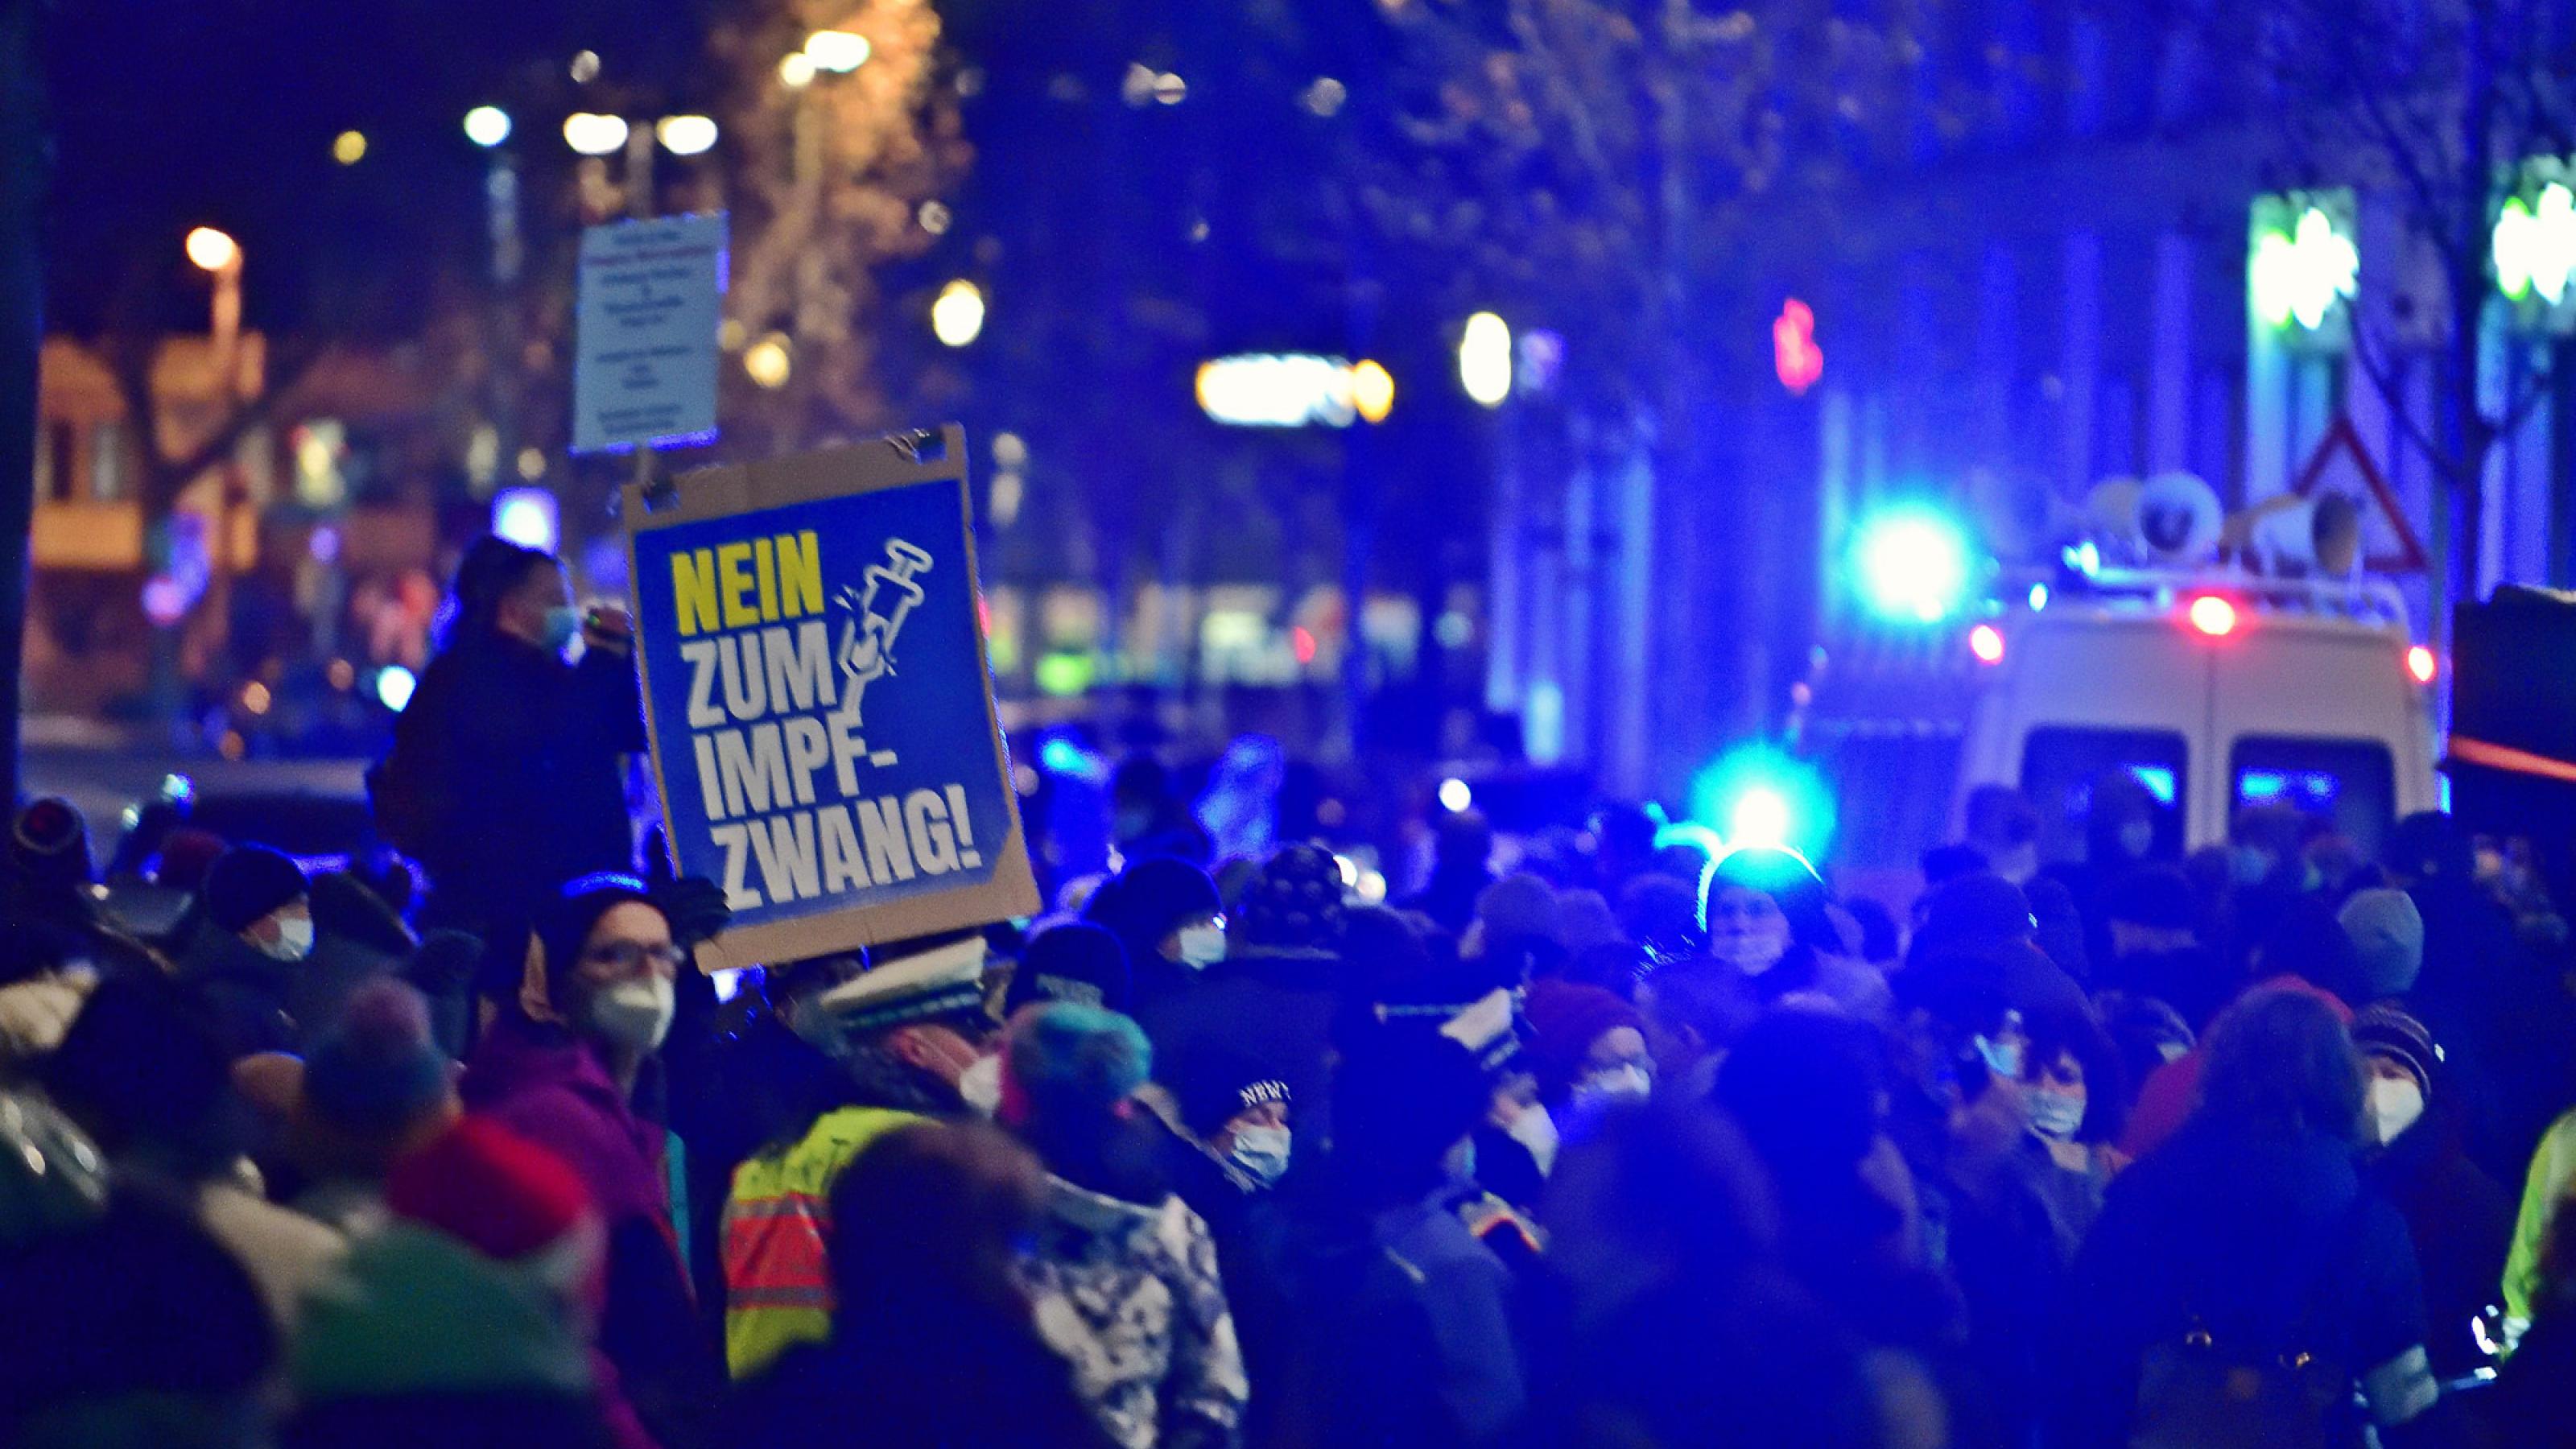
[{"xmin": 2291, "ymin": 416, "xmax": 2429, "ymax": 574}]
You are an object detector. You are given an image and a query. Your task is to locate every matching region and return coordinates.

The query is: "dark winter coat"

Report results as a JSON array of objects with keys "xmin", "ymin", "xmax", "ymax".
[
  {"xmin": 1136, "ymin": 949, "xmax": 1344, "ymax": 1167},
  {"xmin": 2366, "ymin": 1106, "xmax": 2516, "ymax": 1381},
  {"xmin": 2051, "ymin": 1119, "xmax": 2434, "ymax": 1448},
  {"xmin": 393, "ymin": 634, "xmax": 645, "ymax": 933},
  {"xmin": 724, "ymin": 1306, "xmax": 1113, "ymax": 1449},
  {"xmin": 176, "ymin": 920, "xmax": 402, "ymax": 1057}
]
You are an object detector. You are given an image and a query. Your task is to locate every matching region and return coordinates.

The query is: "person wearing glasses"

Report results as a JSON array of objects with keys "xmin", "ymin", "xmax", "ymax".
[{"xmin": 461, "ymin": 873, "xmax": 717, "ymax": 1449}]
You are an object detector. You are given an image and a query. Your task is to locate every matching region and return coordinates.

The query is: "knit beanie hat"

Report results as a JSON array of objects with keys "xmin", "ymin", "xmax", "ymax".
[
  {"xmin": 203, "ymin": 845, "xmax": 308, "ymax": 935},
  {"xmin": 1237, "ymin": 844, "xmax": 1348, "ymax": 951},
  {"xmin": 1085, "ymin": 857, "xmax": 1221, "ymax": 958},
  {"xmin": 1556, "ymin": 890, "xmax": 1623, "ymax": 954},
  {"xmin": 1005, "ymin": 1003, "xmax": 1152, "ymax": 1121},
  {"xmin": 1706, "ymin": 847, "xmax": 1835, "ymax": 952},
  {"xmin": 303, "ymin": 980, "xmax": 453, "ymax": 1138},
  {"xmin": 2339, "ymin": 888, "xmax": 2425, "ymax": 1000},
  {"xmin": 1005, "ymin": 922, "xmax": 1132, "ymax": 1018},
  {"xmin": 1475, "ymin": 873, "xmax": 1562, "ymax": 947},
  {"xmin": 531, "ymin": 873, "xmax": 658, "ymax": 999},
  {"xmin": 2351, "ymin": 1003, "xmax": 2437, "ymax": 1097},
  {"xmin": 388, "ymin": 1116, "xmax": 596, "ymax": 1264},
  {"xmin": 1166, "ymin": 1047, "xmax": 1291, "ymax": 1138},
  {"xmin": 1523, "ymin": 978, "xmax": 1645, "ymax": 1097},
  {"xmin": 1913, "ymin": 873, "xmax": 2036, "ymax": 953}
]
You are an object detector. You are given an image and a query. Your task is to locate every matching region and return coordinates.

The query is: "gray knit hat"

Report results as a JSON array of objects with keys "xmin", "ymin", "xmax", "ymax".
[{"xmin": 2339, "ymin": 888, "xmax": 2425, "ymax": 1000}]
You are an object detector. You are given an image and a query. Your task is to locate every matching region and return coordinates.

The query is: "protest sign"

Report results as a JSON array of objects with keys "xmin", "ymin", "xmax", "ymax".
[
  {"xmin": 621, "ymin": 426, "xmax": 1038, "ymax": 971},
  {"xmin": 572, "ymin": 213, "xmax": 726, "ymax": 454}
]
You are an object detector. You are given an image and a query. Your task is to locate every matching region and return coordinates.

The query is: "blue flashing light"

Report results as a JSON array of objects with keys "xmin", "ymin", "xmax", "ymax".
[
  {"xmin": 1039, "ymin": 737, "xmax": 1089, "ymax": 775},
  {"xmin": 375, "ymin": 665, "xmax": 418, "ymax": 712},
  {"xmin": 2127, "ymin": 765, "xmax": 2177, "ymax": 806},
  {"xmin": 1852, "ymin": 506, "xmax": 1974, "ymax": 624},
  {"xmin": 1686, "ymin": 744, "xmax": 1836, "ymax": 862}
]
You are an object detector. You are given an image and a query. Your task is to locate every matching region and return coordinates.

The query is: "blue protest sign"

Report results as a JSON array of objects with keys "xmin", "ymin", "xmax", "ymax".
[{"xmin": 622, "ymin": 427, "xmax": 1037, "ymax": 970}]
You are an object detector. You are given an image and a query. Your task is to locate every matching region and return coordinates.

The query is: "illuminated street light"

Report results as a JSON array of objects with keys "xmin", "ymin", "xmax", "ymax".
[
  {"xmin": 655, "ymin": 115, "xmax": 719, "ymax": 156},
  {"xmin": 1459, "ymin": 311, "xmax": 1511, "ymax": 407},
  {"xmin": 779, "ymin": 52, "xmax": 817, "ymax": 87},
  {"xmin": 805, "ymin": 28, "xmax": 871, "ymax": 73},
  {"xmin": 463, "ymin": 105, "xmax": 514, "ymax": 147},
  {"xmin": 332, "ymin": 130, "xmax": 367, "ymax": 165},
  {"xmin": 1349, "ymin": 359, "xmax": 1395, "ymax": 423},
  {"xmin": 563, "ymin": 112, "xmax": 630, "ymax": 157},
  {"xmin": 1852, "ymin": 506, "xmax": 1973, "ymax": 623},
  {"xmin": 2495, "ymin": 182, "xmax": 2576, "ymax": 305},
  {"xmin": 2249, "ymin": 204, "xmax": 2359, "ymax": 331},
  {"xmin": 744, "ymin": 333, "xmax": 792, "ymax": 389},
  {"xmin": 932, "ymin": 279, "xmax": 986, "ymax": 347},
  {"xmin": 185, "ymin": 226, "xmax": 240, "ymax": 274}
]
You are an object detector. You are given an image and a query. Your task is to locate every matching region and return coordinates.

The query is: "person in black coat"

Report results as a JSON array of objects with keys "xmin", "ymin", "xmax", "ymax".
[
  {"xmin": 2353, "ymin": 1005, "xmax": 2516, "ymax": 1383},
  {"xmin": 2050, "ymin": 986, "xmax": 2446, "ymax": 1448},
  {"xmin": 381, "ymin": 537, "xmax": 645, "ymax": 936}
]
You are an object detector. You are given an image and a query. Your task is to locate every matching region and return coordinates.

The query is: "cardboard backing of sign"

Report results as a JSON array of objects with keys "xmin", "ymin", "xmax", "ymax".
[{"xmin": 621, "ymin": 425, "xmax": 1038, "ymax": 972}]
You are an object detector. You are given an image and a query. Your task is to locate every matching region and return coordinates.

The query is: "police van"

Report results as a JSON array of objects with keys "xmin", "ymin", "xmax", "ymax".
[
  {"xmin": 1949, "ymin": 569, "xmax": 2438, "ymax": 866},
  {"xmin": 1807, "ymin": 476, "xmax": 2440, "ymax": 876}
]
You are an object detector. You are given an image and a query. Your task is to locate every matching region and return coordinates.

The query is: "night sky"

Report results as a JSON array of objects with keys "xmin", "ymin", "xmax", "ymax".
[{"xmin": 39, "ymin": 1, "xmax": 723, "ymax": 336}]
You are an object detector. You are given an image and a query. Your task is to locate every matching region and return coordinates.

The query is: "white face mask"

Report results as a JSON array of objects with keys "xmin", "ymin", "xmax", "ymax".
[
  {"xmin": 1505, "ymin": 1101, "xmax": 1561, "ymax": 1176},
  {"xmin": 1710, "ymin": 918, "xmax": 1790, "ymax": 976},
  {"xmin": 2026, "ymin": 1088, "xmax": 2087, "ymax": 1141},
  {"xmin": 586, "ymin": 976, "xmax": 675, "ymax": 1053},
  {"xmin": 957, "ymin": 1053, "xmax": 1003, "ymax": 1117},
  {"xmin": 2368, "ymin": 1076, "xmax": 2426, "ymax": 1145},
  {"xmin": 257, "ymin": 912, "xmax": 316, "ymax": 964},
  {"xmin": 1176, "ymin": 924, "xmax": 1227, "ymax": 968},
  {"xmin": 1228, "ymin": 1125, "xmax": 1292, "ymax": 1185},
  {"xmin": 1573, "ymin": 1063, "xmax": 1653, "ymax": 1112}
]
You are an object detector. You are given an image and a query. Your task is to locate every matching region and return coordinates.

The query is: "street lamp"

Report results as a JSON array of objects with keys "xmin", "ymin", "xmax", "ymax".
[
  {"xmin": 932, "ymin": 279, "xmax": 986, "ymax": 347},
  {"xmin": 804, "ymin": 28, "xmax": 870, "ymax": 72},
  {"xmin": 185, "ymin": 225, "xmax": 240, "ymax": 275},
  {"xmin": 185, "ymin": 227, "xmax": 245, "ymax": 394},
  {"xmin": 563, "ymin": 112, "xmax": 630, "ymax": 157},
  {"xmin": 654, "ymin": 115, "xmax": 720, "ymax": 157},
  {"xmin": 463, "ymin": 105, "xmax": 513, "ymax": 148},
  {"xmin": 1459, "ymin": 311, "xmax": 1512, "ymax": 407}
]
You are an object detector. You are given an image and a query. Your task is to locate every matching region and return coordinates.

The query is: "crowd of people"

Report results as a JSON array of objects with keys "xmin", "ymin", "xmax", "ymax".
[{"xmin": 7, "ymin": 536, "xmax": 2576, "ymax": 1448}]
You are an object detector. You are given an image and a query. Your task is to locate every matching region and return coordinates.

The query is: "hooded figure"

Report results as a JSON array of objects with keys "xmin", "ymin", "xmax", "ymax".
[
  {"xmin": 1084, "ymin": 857, "xmax": 1224, "ymax": 1009},
  {"xmin": 1703, "ymin": 848, "xmax": 1889, "ymax": 1018},
  {"xmin": 1006, "ymin": 1005, "xmax": 1246, "ymax": 1449},
  {"xmin": 460, "ymin": 874, "xmax": 713, "ymax": 1443}
]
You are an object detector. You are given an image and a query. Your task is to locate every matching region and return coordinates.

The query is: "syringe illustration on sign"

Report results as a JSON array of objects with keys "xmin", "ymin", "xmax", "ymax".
[{"xmin": 833, "ymin": 539, "xmax": 934, "ymax": 725}]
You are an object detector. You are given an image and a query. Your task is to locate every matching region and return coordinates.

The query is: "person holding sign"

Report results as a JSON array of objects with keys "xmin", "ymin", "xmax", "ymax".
[{"xmin": 375, "ymin": 538, "xmax": 649, "ymax": 936}]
